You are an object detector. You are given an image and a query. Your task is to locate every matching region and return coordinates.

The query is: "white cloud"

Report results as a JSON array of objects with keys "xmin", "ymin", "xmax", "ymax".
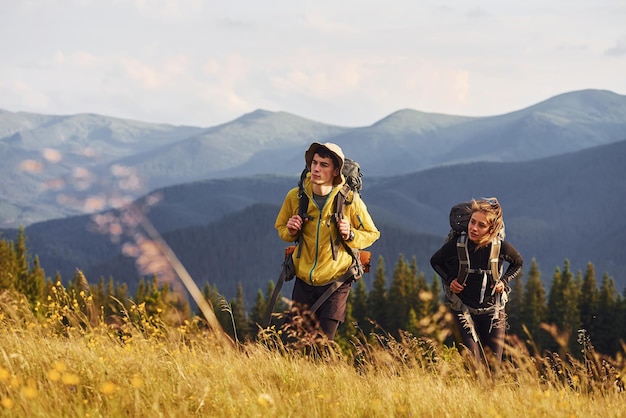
[
  {"xmin": 2, "ymin": 80, "xmax": 51, "ymax": 109},
  {"xmin": 130, "ymin": 0, "xmax": 205, "ymax": 20},
  {"xmin": 606, "ymin": 37, "xmax": 626, "ymax": 56},
  {"xmin": 0, "ymin": 0, "xmax": 625, "ymax": 126}
]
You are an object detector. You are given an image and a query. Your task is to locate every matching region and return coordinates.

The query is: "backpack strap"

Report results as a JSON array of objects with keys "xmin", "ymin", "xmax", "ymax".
[
  {"xmin": 489, "ymin": 238, "xmax": 503, "ymax": 296},
  {"xmin": 456, "ymin": 234, "xmax": 502, "ymax": 285},
  {"xmin": 296, "ymin": 169, "xmax": 310, "ymax": 259},
  {"xmin": 329, "ymin": 184, "xmax": 363, "ymax": 279},
  {"xmin": 329, "ymin": 183, "xmax": 351, "ymax": 260},
  {"xmin": 309, "ymin": 262, "xmax": 360, "ymax": 313},
  {"xmin": 490, "ymin": 239, "xmax": 502, "ymax": 282},
  {"xmin": 456, "ymin": 233, "xmax": 470, "ymax": 285}
]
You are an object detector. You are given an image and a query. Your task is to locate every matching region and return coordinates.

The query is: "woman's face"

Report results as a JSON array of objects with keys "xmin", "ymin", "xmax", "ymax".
[{"xmin": 468, "ymin": 211, "xmax": 490, "ymax": 244}]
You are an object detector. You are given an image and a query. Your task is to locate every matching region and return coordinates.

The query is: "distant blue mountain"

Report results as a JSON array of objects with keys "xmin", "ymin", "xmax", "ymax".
[{"xmin": 1, "ymin": 89, "xmax": 625, "ymax": 228}]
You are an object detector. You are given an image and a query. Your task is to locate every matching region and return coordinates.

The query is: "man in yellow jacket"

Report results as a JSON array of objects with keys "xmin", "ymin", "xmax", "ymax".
[{"xmin": 275, "ymin": 142, "xmax": 380, "ymax": 340}]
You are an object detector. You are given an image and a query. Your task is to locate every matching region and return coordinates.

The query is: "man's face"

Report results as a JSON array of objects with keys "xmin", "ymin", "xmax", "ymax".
[{"xmin": 310, "ymin": 153, "xmax": 339, "ymax": 187}]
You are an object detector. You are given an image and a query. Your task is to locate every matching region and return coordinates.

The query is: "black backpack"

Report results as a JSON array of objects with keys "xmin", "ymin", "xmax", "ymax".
[{"xmin": 446, "ymin": 202, "xmax": 505, "ymax": 285}]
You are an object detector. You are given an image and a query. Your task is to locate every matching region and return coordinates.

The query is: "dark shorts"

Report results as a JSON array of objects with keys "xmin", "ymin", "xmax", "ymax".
[{"xmin": 291, "ymin": 278, "xmax": 352, "ymax": 322}]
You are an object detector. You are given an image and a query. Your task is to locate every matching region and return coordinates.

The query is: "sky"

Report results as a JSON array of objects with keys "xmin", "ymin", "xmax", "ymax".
[{"xmin": 1, "ymin": 0, "xmax": 625, "ymax": 128}]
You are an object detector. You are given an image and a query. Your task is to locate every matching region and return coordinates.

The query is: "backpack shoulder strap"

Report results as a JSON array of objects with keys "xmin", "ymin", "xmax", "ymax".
[
  {"xmin": 334, "ymin": 183, "xmax": 351, "ymax": 213},
  {"xmin": 489, "ymin": 238, "xmax": 502, "ymax": 282},
  {"xmin": 457, "ymin": 234, "xmax": 503, "ymax": 285},
  {"xmin": 456, "ymin": 233, "xmax": 470, "ymax": 285},
  {"xmin": 330, "ymin": 183, "xmax": 364, "ymax": 278},
  {"xmin": 296, "ymin": 169, "xmax": 310, "ymax": 259}
]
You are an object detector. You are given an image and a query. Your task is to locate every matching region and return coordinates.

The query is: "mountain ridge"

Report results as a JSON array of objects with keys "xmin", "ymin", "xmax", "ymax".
[{"xmin": 2, "ymin": 89, "xmax": 625, "ymax": 228}]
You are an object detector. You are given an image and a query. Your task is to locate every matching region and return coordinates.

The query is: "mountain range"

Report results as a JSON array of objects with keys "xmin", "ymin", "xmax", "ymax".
[
  {"xmin": 1, "ymin": 89, "xmax": 625, "ymax": 229},
  {"xmin": 1, "ymin": 89, "xmax": 626, "ymax": 304}
]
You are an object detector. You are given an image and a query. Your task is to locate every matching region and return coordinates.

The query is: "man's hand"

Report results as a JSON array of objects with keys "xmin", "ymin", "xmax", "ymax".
[
  {"xmin": 337, "ymin": 218, "xmax": 352, "ymax": 240},
  {"xmin": 286, "ymin": 215, "xmax": 306, "ymax": 236}
]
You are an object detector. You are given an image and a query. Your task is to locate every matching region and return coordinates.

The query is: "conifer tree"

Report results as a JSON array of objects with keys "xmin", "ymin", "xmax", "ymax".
[
  {"xmin": 506, "ymin": 271, "xmax": 525, "ymax": 338},
  {"xmin": 564, "ymin": 262, "xmax": 582, "ymax": 350},
  {"xmin": 547, "ymin": 266, "xmax": 564, "ymax": 331},
  {"xmin": 0, "ymin": 237, "xmax": 17, "ymax": 290},
  {"xmin": 405, "ymin": 308, "xmax": 420, "ymax": 336},
  {"xmin": 387, "ymin": 255, "xmax": 412, "ymax": 334},
  {"xmin": 113, "ymin": 282, "xmax": 128, "ymax": 313},
  {"xmin": 520, "ymin": 259, "xmax": 548, "ymax": 352},
  {"xmin": 29, "ymin": 256, "xmax": 47, "ymax": 306},
  {"xmin": 367, "ymin": 256, "xmax": 387, "ymax": 331},
  {"xmin": 413, "ymin": 263, "xmax": 431, "ymax": 321},
  {"xmin": 546, "ymin": 260, "xmax": 581, "ymax": 352},
  {"xmin": 594, "ymin": 272, "xmax": 619, "ymax": 354},
  {"xmin": 13, "ymin": 227, "xmax": 30, "ymax": 296},
  {"xmin": 407, "ymin": 258, "xmax": 420, "ymax": 311},
  {"xmin": 249, "ymin": 289, "xmax": 267, "ymax": 332},
  {"xmin": 351, "ymin": 279, "xmax": 368, "ymax": 329},
  {"xmin": 139, "ymin": 276, "xmax": 164, "ymax": 317},
  {"xmin": 135, "ymin": 278, "xmax": 148, "ymax": 303},
  {"xmin": 428, "ymin": 276, "xmax": 442, "ymax": 315},
  {"xmin": 578, "ymin": 262, "xmax": 598, "ymax": 337},
  {"xmin": 106, "ymin": 277, "xmax": 127, "ymax": 317},
  {"xmin": 92, "ymin": 277, "xmax": 107, "ymax": 315},
  {"xmin": 230, "ymin": 283, "xmax": 250, "ymax": 342}
]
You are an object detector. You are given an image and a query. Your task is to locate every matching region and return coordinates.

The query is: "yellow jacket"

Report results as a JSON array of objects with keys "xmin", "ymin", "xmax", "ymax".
[{"xmin": 275, "ymin": 174, "xmax": 380, "ymax": 286}]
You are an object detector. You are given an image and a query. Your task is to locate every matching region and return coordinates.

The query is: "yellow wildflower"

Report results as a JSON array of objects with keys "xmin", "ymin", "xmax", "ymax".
[
  {"xmin": 99, "ymin": 381, "xmax": 117, "ymax": 395},
  {"xmin": 21, "ymin": 385, "xmax": 38, "ymax": 399},
  {"xmin": 131, "ymin": 375, "xmax": 144, "ymax": 389},
  {"xmin": 61, "ymin": 373, "xmax": 80, "ymax": 385},
  {"xmin": 257, "ymin": 393, "xmax": 274, "ymax": 407}
]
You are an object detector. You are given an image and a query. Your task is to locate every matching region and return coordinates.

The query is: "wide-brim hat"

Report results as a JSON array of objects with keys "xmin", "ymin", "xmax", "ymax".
[{"xmin": 304, "ymin": 142, "xmax": 345, "ymax": 186}]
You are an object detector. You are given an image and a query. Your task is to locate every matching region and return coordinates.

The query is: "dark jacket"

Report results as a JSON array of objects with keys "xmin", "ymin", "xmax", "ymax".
[{"xmin": 430, "ymin": 239, "xmax": 523, "ymax": 309}]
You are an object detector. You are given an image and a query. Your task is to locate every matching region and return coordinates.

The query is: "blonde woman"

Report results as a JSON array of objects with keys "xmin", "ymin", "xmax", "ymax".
[{"xmin": 430, "ymin": 198, "xmax": 523, "ymax": 363}]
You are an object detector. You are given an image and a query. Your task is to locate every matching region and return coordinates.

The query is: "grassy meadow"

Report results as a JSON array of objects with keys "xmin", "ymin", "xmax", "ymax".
[{"xmin": 1, "ymin": 283, "xmax": 625, "ymax": 418}]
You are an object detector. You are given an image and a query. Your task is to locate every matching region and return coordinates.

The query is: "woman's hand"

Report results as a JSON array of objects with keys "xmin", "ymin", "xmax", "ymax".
[
  {"xmin": 449, "ymin": 278, "xmax": 464, "ymax": 294},
  {"xmin": 492, "ymin": 280, "xmax": 505, "ymax": 293}
]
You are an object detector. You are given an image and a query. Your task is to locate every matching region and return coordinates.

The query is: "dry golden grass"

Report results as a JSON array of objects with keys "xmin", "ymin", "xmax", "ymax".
[{"xmin": 1, "ymin": 288, "xmax": 625, "ymax": 418}]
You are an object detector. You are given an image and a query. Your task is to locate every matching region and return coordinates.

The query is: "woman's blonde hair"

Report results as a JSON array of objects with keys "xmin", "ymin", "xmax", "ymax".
[{"xmin": 470, "ymin": 197, "xmax": 503, "ymax": 247}]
